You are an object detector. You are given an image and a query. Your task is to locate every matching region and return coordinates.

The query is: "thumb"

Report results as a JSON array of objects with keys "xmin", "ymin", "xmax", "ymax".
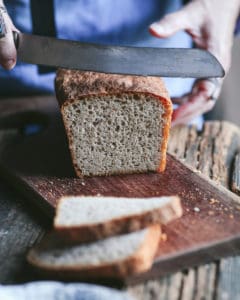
[
  {"xmin": 0, "ymin": 8, "xmax": 17, "ymax": 70},
  {"xmin": 149, "ymin": 8, "xmax": 191, "ymax": 38}
]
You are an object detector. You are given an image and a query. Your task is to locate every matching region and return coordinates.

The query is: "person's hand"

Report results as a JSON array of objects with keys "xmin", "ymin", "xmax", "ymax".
[
  {"xmin": 149, "ymin": 0, "xmax": 240, "ymax": 126},
  {"xmin": 0, "ymin": 1, "xmax": 19, "ymax": 70}
]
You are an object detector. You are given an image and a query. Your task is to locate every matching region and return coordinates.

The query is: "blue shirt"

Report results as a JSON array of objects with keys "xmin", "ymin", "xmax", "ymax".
[{"xmin": 1, "ymin": 0, "xmax": 194, "ymax": 98}]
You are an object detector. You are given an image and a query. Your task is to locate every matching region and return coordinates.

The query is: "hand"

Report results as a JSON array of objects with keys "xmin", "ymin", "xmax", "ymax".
[
  {"xmin": 0, "ymin": 1, "xmax": 19, "ymax": 70},
  {"xmin": 149, "ymin": 0, "xmax": 240, "ymax": 126}
]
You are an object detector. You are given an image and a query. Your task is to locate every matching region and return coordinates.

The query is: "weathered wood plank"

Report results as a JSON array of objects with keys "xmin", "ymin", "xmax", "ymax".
[
  {"xmin": 179, "ymin": 124, "xmax": 217, "ymax": 300},
  {"xmin": 128, "ymin": 273, "xmax": 182, "ymax": 300},
  {"xmin": 231, "ymin": 152, "xmax": 240, "ymax": 196},
  {"xmin": 195, "ymin": 122, "xmax": 240, "ymax": 300},
  {"xmin": 194, "ymin": 264, "xmax": 217, "ymax": 300},
  {"xmin": 196, "ymin": 122, "xmax": 240, "ymax": 300},
  {"xmin": 0, "ymin": 129, "xmax": 49, "ymax": 284},
  {"xmin": 0, "ymin": 179, "xmax": 46, "ymax": 284},
  {"xmin": 212, "ymin": 122, "xmax": 240, "ymax": 186},
  {"xmin": 168, "ymin": 125, "xmax": 190, "ymax": 159},
  {"xmin": 180, "ymin": 269, "xmax": 196, "ymax": 300},
  {"xmin": 217, "ymin": 258, "xmax": 240, "ymax": 300}
]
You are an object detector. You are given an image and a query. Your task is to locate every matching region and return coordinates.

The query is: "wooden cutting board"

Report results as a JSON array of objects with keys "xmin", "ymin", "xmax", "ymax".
[{"xmin": 0, "ymin": 95, "xmax": 240, "ymax": 285}]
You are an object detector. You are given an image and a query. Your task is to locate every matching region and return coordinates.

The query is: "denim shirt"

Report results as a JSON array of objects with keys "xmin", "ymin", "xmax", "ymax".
[{"xmin": 1, "ymin": 0, "xmax": 193, "ymax": 98}]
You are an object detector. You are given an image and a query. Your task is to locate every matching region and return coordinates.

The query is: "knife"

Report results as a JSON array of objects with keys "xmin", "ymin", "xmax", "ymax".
[{"xmin": 13, "ymin": 32, "xmax": 225, "ymax": 78}]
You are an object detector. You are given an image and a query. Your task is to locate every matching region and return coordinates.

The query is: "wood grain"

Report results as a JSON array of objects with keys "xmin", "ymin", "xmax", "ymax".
[
  {"xmin": 0, "ymin": 96, "xmax": 240, "ymax": 286},
  {"xmin": 218, "ymin": 257, "xmax": 240, "ymax": 300},
  {"xmin": 231, "ymin": 152, "xmax": 240, "ymax": 196},
  {"xmin": 130, "ymin": 122, "xmax": 240, "ymax": 298}
]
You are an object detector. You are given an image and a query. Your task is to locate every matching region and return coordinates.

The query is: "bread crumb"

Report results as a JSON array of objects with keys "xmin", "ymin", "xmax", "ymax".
[
  {"xmin": 208, "ymin": 211, "xmax": 214, "ymax": 216},
  {"xmin": 194, "ymin": 207, "xmax": 200, "ymax": 212},
  {"xmin": 81, "ymin": 182, "xmax": 86, "ymax": 186},
  {"xmin": 160, "ymin": 233, "xmax": 167, "ymax": 242},
  {"xmin": 209, "ymin": 198, "xmax": 219, "ymax": 205}
]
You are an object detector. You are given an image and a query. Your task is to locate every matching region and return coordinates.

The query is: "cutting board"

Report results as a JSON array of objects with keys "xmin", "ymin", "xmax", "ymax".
[{"xmin": 1, "ymin": 95, "xmax": 240, "ymax": 285}]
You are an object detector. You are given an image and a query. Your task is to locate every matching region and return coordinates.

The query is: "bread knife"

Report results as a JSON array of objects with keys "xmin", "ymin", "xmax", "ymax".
[{"xmin": 13, "ymin": 32, "xmax": 225, "ymax": 78}]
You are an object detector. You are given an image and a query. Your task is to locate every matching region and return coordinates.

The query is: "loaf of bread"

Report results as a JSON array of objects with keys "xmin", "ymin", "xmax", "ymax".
[
  {"xmin": 55, "ymin": 70, "xmax": 172, "ymax": 177},
  {"xmin": 54, "ymin": 195, "xmax": 182, "ymax": 243},
  {"xmin": 27, "ymin": 225, "xmax": 161, "ymax": 279}
]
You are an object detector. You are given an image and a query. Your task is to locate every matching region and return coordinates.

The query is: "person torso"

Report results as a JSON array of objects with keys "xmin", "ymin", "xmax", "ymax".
[{"xmin": 1, "ymin": 0, "xmax": 192, "ymax": 97}]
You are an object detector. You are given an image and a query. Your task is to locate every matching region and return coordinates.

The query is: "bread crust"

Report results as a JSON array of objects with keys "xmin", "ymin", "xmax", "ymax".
[
  {"xmin": 55, "ymin": 69, "xmax": 170, "ymax": 105},
  {"xmin": 54, "ymin": 196, "xmax": 182, "ymax": 243},
  {"xmin": 27, "ymin": 225, "xmax": 161, "ymax": 280},
  {"xmin": 55, "ymin": 70, "xmax": 172, "ymax": 176}
]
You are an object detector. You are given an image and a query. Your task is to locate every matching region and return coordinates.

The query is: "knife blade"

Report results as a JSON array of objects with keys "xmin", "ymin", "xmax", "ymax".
[{"xmin": 14, "ymin": 32, "xmax": 225, "ymax": 78}]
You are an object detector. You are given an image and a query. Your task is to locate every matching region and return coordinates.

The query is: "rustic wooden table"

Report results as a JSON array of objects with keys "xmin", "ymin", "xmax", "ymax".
[{"xmin": 0, "ymin": 116, "xmax": 240, "ymax": 299}]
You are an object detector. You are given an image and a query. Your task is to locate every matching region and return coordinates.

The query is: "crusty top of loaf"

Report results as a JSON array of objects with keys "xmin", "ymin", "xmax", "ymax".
[{"xmin": 55, "ymin": 69, "xmax": 171, "ymax": 106}]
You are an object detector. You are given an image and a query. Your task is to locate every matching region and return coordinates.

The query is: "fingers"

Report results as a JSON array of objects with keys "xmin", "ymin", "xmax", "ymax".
[
  {"xmin": 0, "ymin": 7, "xmax": 18, "ymax": 70},
  {"xmin": 149, "ymin": 9, "xmax": 191, "ymax": 38},
  {"xmin": 148, "ymin": 1, "xmax": 201, "ymax": 39},
  {"xmin": 171, "ymin": 79, "xmax": 222, "ymax": 127},
  {"xmin": 172, "ymin": 98, "xmax": 215, "ymax": 127}
]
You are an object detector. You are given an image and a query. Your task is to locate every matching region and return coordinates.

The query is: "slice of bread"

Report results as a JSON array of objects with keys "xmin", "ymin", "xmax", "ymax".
[
  {"xmin": 54, "ymin": 195, "xmax": 182, "ymax": 243},
  {"xmin": 27, "ymin": 225, "xmax": 161, "ymax": 279},
  {"xmin": 55, "ymin": 70, "xmax": 172, "ymax": 177}
]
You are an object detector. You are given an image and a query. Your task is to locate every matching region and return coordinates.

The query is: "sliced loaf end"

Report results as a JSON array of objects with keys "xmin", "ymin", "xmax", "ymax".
[
  {"xmin": 27, "ymin": 225, "xmax": 161, "ymax": 280},
  {"xmin": 55, "ymin": 70, "xmax": 172, "ymax": 177},
  {"xmin": 54, "ymin": 195, "xmax": 182, "ymax": 243}
]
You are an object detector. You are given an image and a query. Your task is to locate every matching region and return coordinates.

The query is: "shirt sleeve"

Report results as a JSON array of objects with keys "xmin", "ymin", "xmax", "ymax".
[{"xmin": 235, "ymin": 16, "xmax": 240, "ymax": 35}]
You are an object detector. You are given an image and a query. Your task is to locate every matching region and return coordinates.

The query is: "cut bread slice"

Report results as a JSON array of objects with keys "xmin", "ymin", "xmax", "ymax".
[
  {"xmin": 54, "ymin": 196, "xmax": 182, "ymax": 243},
  {"xmin": 55, "ymin": 70, "xmax": 172, "ymax": 177},
  {"xmin": 27, "ymin": 225, "xmax": 161, "ymax": 280}
]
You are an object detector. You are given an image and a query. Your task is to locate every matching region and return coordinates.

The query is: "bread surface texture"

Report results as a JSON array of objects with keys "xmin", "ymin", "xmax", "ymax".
[
  {"xmin": 27, "ymin": 225, "xmax": 161, "ymax": 279},
  {"xmin": 54, "ymin": 195, "xmax": 182, "ymax": 243},
  {"xmin": 55, "ymin": 70, "xmax": 172, "ymax": 177}
]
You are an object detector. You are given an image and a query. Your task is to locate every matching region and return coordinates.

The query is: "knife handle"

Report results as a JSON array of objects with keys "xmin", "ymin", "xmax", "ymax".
[{"xmin": 13, "ymin": 31, "xmax": 19, "ymax": 49}]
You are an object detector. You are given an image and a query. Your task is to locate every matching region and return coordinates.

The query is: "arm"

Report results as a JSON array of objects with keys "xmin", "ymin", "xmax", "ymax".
[
  {"xmin": 149, "ymin": 0, "xmax": 240, "ymax": 126},
  {"xmin": 0, "ymin": 0, "xmax": 19, "ymax": 70}
]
